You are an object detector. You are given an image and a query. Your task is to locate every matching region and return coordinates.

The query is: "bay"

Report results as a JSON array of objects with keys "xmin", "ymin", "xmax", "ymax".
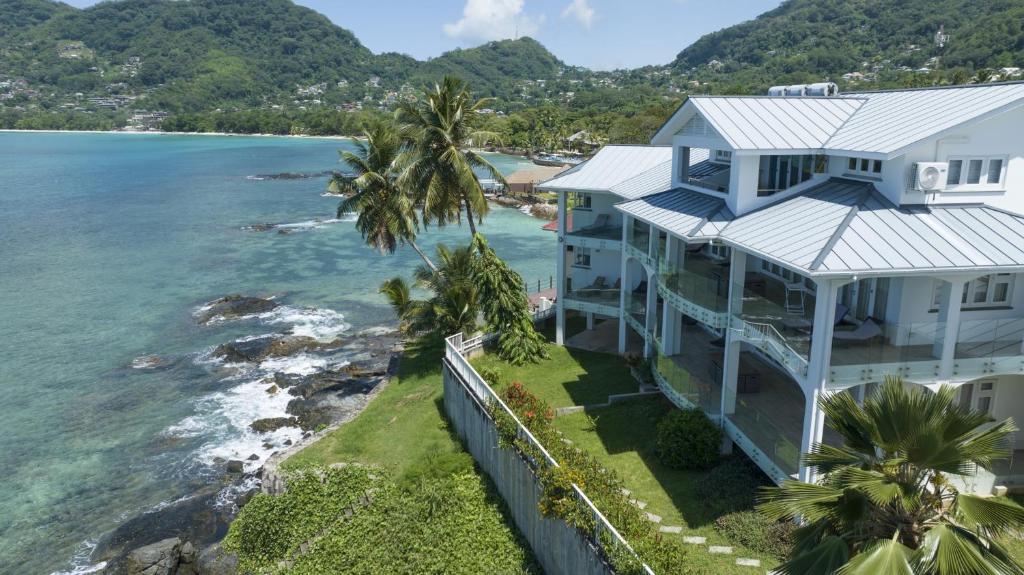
[{"xmin": 0, "ymin": 132, "xmax": 554, "ymax": 574}]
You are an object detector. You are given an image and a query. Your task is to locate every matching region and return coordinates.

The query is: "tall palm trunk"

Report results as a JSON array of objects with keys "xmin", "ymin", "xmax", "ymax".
[
  {"xmin": 408, "ymin": 239, "xmax": 438, "ymax": 274},
  {"xmin": 464, "ymin": 196, "xmax": 478, "ymax": 237}
]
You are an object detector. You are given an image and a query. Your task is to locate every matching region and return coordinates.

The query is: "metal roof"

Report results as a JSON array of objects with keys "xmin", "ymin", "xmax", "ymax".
[
  {"xmin": 616, "ymin": 188, "xmax": 733, "ymax": 238},
  {"xmin": 538, "ymin": 145, "xmax": 673, "ymax": 194},
  {"xmin": 657, "ymin": 83, "xmax": 1024, "ymax": 157},
  {"xmin": 687, "ymin": 96, "xmax": 864, "ymax": 151},
  {"xmin": 826, "ymin": 83, "xmax": 1024, "ymax": 155},
  {"xmin": 616, "ymin": 178, "xmax": 1024, "ymax": 276}
]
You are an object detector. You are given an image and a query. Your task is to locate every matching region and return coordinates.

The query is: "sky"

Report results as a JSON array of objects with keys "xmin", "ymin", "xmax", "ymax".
[{"xmin": 61, "ymin": 0, "xmax": 783, "ymax": 70}]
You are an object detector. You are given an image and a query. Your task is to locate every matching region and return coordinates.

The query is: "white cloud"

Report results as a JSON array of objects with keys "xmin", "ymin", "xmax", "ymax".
[
  {"xmin": 561, "ymin": 0, "xmax": 595, "ymax": 28},
  {"xmin": 443, "ymin": 0, "xmax": 543, "ymax": 42}
]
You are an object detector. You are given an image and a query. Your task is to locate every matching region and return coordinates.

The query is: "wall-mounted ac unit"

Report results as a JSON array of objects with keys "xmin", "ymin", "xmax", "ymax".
[{"xmin": 911, "ymin": 162, "xmax": 948, "ymax": 192}]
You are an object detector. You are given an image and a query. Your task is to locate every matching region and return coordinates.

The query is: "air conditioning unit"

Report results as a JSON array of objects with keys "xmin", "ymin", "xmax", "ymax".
[{"xmin": 911, "ymin": 162, "xmax": 948, "ymax": 192}]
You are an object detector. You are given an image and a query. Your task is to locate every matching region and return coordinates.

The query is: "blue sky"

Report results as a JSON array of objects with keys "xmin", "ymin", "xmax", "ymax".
[{"xmin": 62, "ymin": 0, "xmax": 782, "ymax": 70}]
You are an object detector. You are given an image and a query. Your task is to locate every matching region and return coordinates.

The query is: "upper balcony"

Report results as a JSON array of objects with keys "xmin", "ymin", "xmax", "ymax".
[{"xmin": 564, "ymin": 193, "xmax": 623, "ymax": 250}]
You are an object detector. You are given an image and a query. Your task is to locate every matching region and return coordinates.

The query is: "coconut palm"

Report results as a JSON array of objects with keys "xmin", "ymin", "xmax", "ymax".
[
  {"xmin": 397, "ymin": 75, "xmax": 507, "ymax": 238},
  {"xmin": 332, "ymin": 121, "xmax": 436, "ymax": 273},
  {"xmin": 759, "ymin": 376, "xmax": 1024, "ymax": 574},
  {"xmin": 379, "ymin": 243, "xmax": 479, "ymax": 338}
]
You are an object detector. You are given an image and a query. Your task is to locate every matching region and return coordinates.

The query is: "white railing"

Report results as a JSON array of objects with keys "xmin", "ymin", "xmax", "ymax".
[
  {"xmin": 444, "ymin": 333, "xmax": 654, "ymax": 575},
  {"xmin": 735, "ymin": 320, "xmax": 809, "ymax": 377}
]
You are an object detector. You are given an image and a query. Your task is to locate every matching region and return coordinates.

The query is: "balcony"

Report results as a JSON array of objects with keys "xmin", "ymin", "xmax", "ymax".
[
  {"xmin": 953, "ymin": 318, "xmax": 1024, "ymax": 379},
  {"xmin": 658, "ymin": 254, "xmax": 730, "ymax": 328},
  {"xmin": 731, "ymin": 276, "xmax": 816, "ymax": 379},
  {"xmin": 652, "ymin": 322, "xmax": 724, "ymax": 414},
  {"xmin": 563, "ymin": 280, "xmax": 621, "ymax": 317},
  {"xmin": 565, "ymin": 212, "xmax": 622, "ymax": 250}
]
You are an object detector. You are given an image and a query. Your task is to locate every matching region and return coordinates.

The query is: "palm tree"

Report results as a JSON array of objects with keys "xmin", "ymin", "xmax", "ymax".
[
  {"xmin": 759, "ymin": 376, "xmax": 1024, "ymax": 574},
  {"xmin": 379, "ymin": 243, "xmax": 479, "ymax": 338},
  {"xmin": 332, "ymin": 121, "xmax": 436, "ymax": 273},
  {"xmin": 397, "ymin": 75, "xmax": 507, "ymax": 239}
]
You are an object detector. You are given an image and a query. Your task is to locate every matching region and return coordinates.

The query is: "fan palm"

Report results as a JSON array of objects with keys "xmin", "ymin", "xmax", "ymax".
[
  {"xmin": 397, "ymin": 75, "xmax": 507, "ymax": 238},
  {"xmin": 759, "ymin": 376, "xmax": 1024, "ymax": 574},
  {"xmin": 332, "ymin": 121, "xmax": 437, "ymax": 273}
]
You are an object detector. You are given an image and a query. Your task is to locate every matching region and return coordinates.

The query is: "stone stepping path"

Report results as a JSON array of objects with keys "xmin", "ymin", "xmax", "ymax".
[
  {"xmin": 644, "ymin": 512, "xmax": 662, "ymax": 523},
  {"xmin": 708, "ymin": 545, "xmax": 733, "ymax": 554},
  {"xmin": 682, "ymin": 536, "xmax": 706, "ymax": 545},
  {"xmin": 629, "ymin": 499, "xmax": 648, "ymax": 510},
  {"xmin": 736, "ymin": 558, "xmax": 761, "ymax": 567}
]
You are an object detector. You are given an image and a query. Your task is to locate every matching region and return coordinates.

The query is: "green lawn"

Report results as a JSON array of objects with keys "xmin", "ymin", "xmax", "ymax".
[
  {"xmin": 286, "ymin": 337, "xmax": 470, "ymax": 480},
  {"xmin": 474, "ymin": 334, "xmax": 781, "ymax": 573},
  {"xmin": 471, "ymin": 341, "xmax": 639, "ymax": 408}
]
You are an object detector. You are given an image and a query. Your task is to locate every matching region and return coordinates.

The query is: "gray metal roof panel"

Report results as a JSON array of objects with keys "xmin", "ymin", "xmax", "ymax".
[
  {"xmin": 688, "ymin": 96, "xmax": 864, "ymax": 150},
  {"xmin": 537, "ymin": 145, "xmax": 673, "ymax": 193},
  {"xmin": 615, "ymin": 188, "xmax": 730, "ymax": 237}
]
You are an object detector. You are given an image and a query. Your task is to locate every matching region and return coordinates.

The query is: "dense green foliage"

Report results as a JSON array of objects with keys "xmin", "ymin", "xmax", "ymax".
[
  {"xmin": 673, "ymin": 0, "xmax": 1024, "ymax": 91},
  {"xmin": 654, "ymin": 408, "xmax": 723, "ymax": 470},
  {"xmin": 759, "ymin": 376, "xmax": 1024, "ymax": 574},
  {"xmin": 489, "ymin": 382, "xmax": 692, "ymax": 574},
  {"xmin": 693, "ymin": 455, "xmax": 773, "ymax": 516},
  {"xmin": 224, "ymin": 465, "xmax": 538, "ymax": 574},
  {"xmin": 714, "ymin": 511, "xmax": 795, "ymax": 559}
]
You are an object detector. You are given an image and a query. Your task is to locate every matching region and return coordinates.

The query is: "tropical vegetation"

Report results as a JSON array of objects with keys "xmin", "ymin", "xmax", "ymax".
[{"xmin": 759, "ymin": 376, "xmax": 1024, "ymax": 574}]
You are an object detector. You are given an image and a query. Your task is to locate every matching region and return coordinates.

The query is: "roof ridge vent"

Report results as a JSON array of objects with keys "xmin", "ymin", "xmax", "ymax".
[{"xmin": 768, "ymin": 82, "xmax": 839, "ymax": 97}]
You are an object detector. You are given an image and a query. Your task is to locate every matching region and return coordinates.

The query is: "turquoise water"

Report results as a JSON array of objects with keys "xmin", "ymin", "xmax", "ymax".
[{"xmin": 0, "ymin": 132, "xmax": 553, "ymax": 574}]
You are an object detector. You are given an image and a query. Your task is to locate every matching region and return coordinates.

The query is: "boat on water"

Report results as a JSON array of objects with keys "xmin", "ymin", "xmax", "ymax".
[{"xmin": 531, "ymin": 153, "xmax": 584, "ymax": 167}]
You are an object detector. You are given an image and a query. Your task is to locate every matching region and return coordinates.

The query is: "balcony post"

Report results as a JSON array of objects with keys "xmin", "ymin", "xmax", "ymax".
[
  {"xmin": 644, "ymin": 268, "xmax": 657, "ymax": 358},
  {"xmin": 720, "ymin": 249, "xmax": 748, "ymax": 419},
  {"xmin": 661, "ymin": 236, "xmax": 679, "ymax": 355},
  {"xmin": 618, "ymin": 218, "xmax": 630, "ymax": 354},
  {"xmin": 556, "ymin": 191, "xmax": 568, "ymax": 345},
  {"xmin": 936, "ymin": 277, "xmax": 968, "ymax": 380},
  {"xmin": 679, "ymin": 146, "xmax": 691, "ymax": 183},
  {"xmin": 799, "ymin": 278, "xmax": 841, "ymax": 484}
]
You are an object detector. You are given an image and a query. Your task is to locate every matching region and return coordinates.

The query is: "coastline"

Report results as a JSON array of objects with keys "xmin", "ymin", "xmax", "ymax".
[{"xmin": 0, "ymin": 128, "xmax": 358, "ymax": 141}]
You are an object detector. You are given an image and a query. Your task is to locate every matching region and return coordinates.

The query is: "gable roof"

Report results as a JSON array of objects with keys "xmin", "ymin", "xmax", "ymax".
[
  {"xmin": 653, "ymin": 82, "xmax": 1024, "ymax": 158},
  {"xmin": 616, "ymin": 178, "xmax": 1024, "ymax": 277},
  {"xmin": 538, "ymin": 145, "xmax": 673, "ymax": 196}
]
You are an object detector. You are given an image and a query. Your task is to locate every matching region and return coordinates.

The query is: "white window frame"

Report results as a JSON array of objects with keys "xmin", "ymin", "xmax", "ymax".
[
  {"xmin": 846, "ymin": 156, "xmax": 883, "ymax": 177},
  {"xmin": 931, "ymin": 273, "xmax": 1015, "ymax": 310},
  {"xmin": 945, "ymin": 156, "xmax": 1008, "ymax": 191},
  {"xmin": 713, "ymin": 149, "xmax": 733, "ymax": 164},
  {"xmin": 570, "ymin": 192, "xmax": 592, "ymax": 211},
  {"xmin": 573, "ymin": 247, "xmax": 592, "ymax": 268}
]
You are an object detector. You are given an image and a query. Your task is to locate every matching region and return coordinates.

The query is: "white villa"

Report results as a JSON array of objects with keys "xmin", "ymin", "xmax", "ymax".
[{"xmin": 539, "ymin": 81, "xmax": 1024, "ymax": 495}]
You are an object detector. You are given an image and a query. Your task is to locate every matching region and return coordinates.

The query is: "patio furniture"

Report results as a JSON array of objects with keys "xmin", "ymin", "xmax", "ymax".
[
  {"xmin": 834, "ymin": 303, "xmax": 850, "ymax": 326},
  {"xmin": 578, "ymin": 213, "xmax": 609, "ymax": 232},
  {"xmin": 833, "ymin": 317, "xmax": 883, "ymax": 342},
  {"xmin": 785, "ymin": 281, "xmax": 805, "ymax": 315},
  {"xmin": 578, "ymin": 276, "xmax": 606, "ymax": 294}
]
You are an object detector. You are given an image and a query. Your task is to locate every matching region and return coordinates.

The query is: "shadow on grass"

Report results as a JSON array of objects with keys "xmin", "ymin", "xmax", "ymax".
[{"xmin": 558, "ymin": 395, "xmax": 771, "ymax": 529}]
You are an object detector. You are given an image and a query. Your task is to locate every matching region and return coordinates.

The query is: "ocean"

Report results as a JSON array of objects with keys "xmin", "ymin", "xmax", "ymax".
[{"xmin": 0, "ymin": 132, "xmax": 555, "ymax": 574}]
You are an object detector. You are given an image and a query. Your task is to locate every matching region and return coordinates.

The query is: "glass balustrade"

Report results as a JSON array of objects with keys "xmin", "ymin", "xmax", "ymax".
[
  {"xmin": 659, "ymin": 261, "xmax": 729, "ymax": 314},
  {"xmin": 723, "ymin": 385, "xmax": 801, "ymax": 479},
  {"xmin": 730, "ymin": 280, "xmax": 814, "ymax": 374},
  {"xmin": 953, "ymin": 318, "xmax": 1024, "ymax": 379},
  {"xmin": 829, "ymin": 320, "xmax": 945, "ymax": 386},
  {"xmin": 653, "ymin": 336, "xmax": 723, "ymax": 414},
  {"xmin": 628, "ymin": 221, "xmax": 651, "ymax": 254}
]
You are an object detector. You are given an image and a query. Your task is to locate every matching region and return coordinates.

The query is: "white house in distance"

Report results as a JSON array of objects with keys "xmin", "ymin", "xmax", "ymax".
[{"xmin": 539, "ymin": 81, "xmax": 1024, "ymax": 494}]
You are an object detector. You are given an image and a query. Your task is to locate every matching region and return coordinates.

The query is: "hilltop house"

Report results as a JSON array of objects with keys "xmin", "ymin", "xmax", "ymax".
[{"xmin": 540, "ymin": 82, "xmax": 1024, "ymax": 495}]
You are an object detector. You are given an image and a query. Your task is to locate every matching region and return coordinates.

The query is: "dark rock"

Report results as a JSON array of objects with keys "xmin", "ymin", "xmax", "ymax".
[
  {"xmin": 225, "ymin": 460, "xmax": 244, "ymax": 474},
  {"xmin": 130, "ymin": 355, "xmax": 166, "ymax": 370},
  {"xmin": 251, "ymin": 170, "xmax": 339, "ymax": 181},
  {"xmin": 261, "ymin": 442, "xmax": 274, "ymax": 450},
  {"xmin": 92, "ymin": 486, "xmax": 234, "ymax": 570},
  {"xmin": 249, "ymin": 417, "xmax": 298, "ymax": 433},
  {"xmin": 241, "ymin": 223, "xmax": 277, "ymax": 232},
  {"xmin": 197, "ymin": 543, "xmax": 238, "ymax": 575},
  {"xmin": 283, "ymin": 439, "xmax": 293, "ymax": 446},
  {"xmin": 246, "ymin": 453, "xmax": 260, "ymax": 461},
  {"xmin": 124, "ymin": 537, "xmax": 181, "ymax": 575},
  {"xmin": 196, "ymin": 295, "xmax": 278, "ymax": 325},
  {"xmin": 178, "ymin": 541, "xmax": 198, "ymax": 575},
  {"xmin": 213, "ymin": 335, "xmax": 326, "ymax": 364},
  {"xmin": 265, "ymin": 385, "xmax": 279, "ymax": 395}
]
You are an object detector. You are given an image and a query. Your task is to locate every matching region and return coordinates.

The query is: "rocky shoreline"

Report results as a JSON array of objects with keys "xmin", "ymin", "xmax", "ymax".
[{"xmin": 90, "ymin": 295, "xmax": 402, "ymax": 575}]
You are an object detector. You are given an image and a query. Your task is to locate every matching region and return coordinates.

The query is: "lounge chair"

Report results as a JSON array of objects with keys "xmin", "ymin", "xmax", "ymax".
[
  {"xmin": 578, "ymin": 276, "xmax": 606, "ymax": 294},
  {"xmin": 834, "ymin": 303, "xmax": 850, "ymax": 326},
  {"xmin": 833, "ymin": 317, "xmax": 883, "ymax": 342},
  {"xmin": 579, "ymin": 213, "xmax": 610, "ymax": 231}
]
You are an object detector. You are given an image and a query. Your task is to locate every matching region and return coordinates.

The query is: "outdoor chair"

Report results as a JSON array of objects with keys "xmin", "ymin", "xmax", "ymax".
[
  {"xmin": 833, "ymin": 317, "xmax": 883, "ymax": 342},
  {"xmin": 579, "ymin": 213, "xmax": 610, "ymax": 232}
]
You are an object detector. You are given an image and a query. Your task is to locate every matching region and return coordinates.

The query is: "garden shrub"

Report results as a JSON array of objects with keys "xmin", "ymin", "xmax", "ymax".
[
  {"xmin": 478, "ymin": 365, "xmax": 502, "ymax": 387},
  {"xmin": 694, "ymin": 455, "xmax": 771, "ymax": 516},
  {"xmin": 714, "ymin": 510, "xmax": 795, "ymax": 559},
  {"xmin": 654, "ymin": 408, "xmax": 722, "ymax": 470},
  {"xmin": 501, "ymin": 381, "xmax": 553, "ymax": 429}
]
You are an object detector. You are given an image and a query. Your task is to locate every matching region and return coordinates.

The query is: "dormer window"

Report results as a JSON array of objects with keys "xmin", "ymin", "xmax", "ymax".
[{"xmin": 848, "ymin": 157, "xmax": 882, "ymax": 176}]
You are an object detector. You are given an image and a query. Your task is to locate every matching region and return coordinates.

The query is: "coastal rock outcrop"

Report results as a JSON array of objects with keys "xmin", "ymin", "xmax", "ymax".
[
  {"xmin": 212, "ymin": 335, "xmax": 340, "ymax": 363},
  {"xmin": 249, "ymin": 417, "xmax": 298, "ymax": 433},
  {"xmin": 196, "ymin": 295, "xmax": 278, "ymax": 324}
]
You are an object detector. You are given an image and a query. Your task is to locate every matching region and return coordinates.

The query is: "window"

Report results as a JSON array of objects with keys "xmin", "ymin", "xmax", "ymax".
[
  {"xmin": 758, "ymin": 154, "xmax": 817, "ymax": 196},
  {"xmin": 931, "ymin": 273, "xmax": 1015, "ymax": 310},
  {"xmin": 573, "ymin": 247, "xmax": 591, "ymax": 268},
  {"xmin": 707, "ymin": 243, "xmax": 730, "ymax": 260},
  {"xmin": 761, "ymin": 259, "xmax": 797, "ymax": 282},
  {"xmin": 714, "ymin": 149, "xmax": 732, "ymax": 163},
  {"xmin": 847, "ymin": 156, "xmax": 882, "ymax": 177},
  {"xmin": 945, "ymin": 156, "xmax": 1007, "ymax": 189},
  {"xmin": 570, "ymin": 192, "xmax": 592, "ymax": 210}
]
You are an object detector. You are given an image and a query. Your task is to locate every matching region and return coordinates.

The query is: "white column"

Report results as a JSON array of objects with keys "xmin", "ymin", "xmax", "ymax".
[
  {"xmin": 799, "ymin": 279, "xmax": 841, "ymax": 484},
  {"xmin": 555, "ymin": 191, "xmax": 568, "ymax": 345},
  {"xmin": 618, "ymin": 218, "xmax": 630, "ymax": 354},
  {"xmin": 937, "ymin": 277, "xmax": 968, "ymax": 380},
  {"xmin": 661, "ymin": 236, "xmax": 677, "ymax": 355},
  {"xmin": 644, "ymin": 267, "xmax": 657, "ymax": 358},
  {"xmin": 720, "ymin": 249, "xmax": 748, "ymax": 418},
  {"xmin": 586, "ymin": 312, "xmax": 594, "ymax": 330}
]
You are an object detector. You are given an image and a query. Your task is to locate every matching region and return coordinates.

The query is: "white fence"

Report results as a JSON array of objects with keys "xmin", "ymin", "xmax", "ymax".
[{"xmin": 443, "ymin": 333, "xmax": 654, "ymax": 575}]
